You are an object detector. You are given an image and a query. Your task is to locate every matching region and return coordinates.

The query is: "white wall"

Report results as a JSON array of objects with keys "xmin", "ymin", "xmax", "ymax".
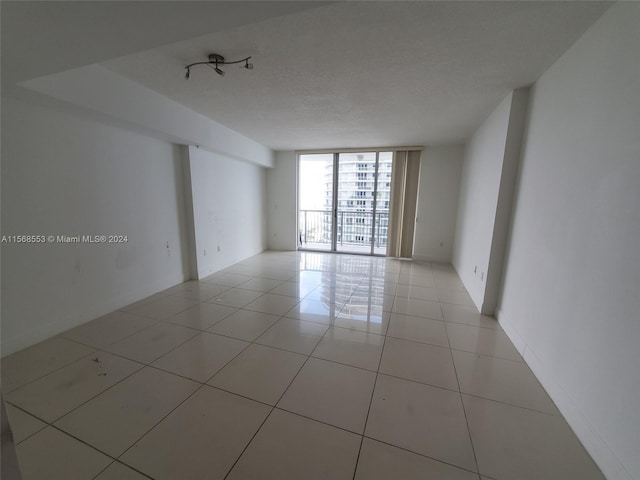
[
  {"xmin": 1, "ymin": 97, "xmax": 191, "ymax": 355},
  {"xmin": 453, "ymin": 93, "xmax": 512, "ymax": 309},
  {"xmin": 187, "ymin": 146, "xmax": 267, "ymax": 278},
  {"xmin": 452, "ymin": 89, "xmax": 528, "ymax": 313},
  {"xmin": 21, "ymin": 65, "xmax": 274, "ymax": 168},
  {"xmin": 497, "ymin": 4, "xmax": 640, "ymax": 479},
  {"xmin": 413, "ymin": 146, "xmax": 463, "ymax": 263},
  {"xmin": 266, "ymin": 151, "xmax": 298, "ymax": 251}
]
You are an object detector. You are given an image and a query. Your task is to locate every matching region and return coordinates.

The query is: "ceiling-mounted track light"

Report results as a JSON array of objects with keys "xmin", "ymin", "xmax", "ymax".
[{"xmin": 184, "ymin": 53, "xmax": 253, "ymax": 79}]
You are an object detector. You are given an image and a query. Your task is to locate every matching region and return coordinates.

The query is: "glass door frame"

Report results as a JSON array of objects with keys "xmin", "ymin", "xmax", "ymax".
[
  {"xmin": 298, "ymin": 150, "xmax": 388, "ymax": 257},
  {"xmin": 333, "ymin": 151, "xmax": 382, "ymax": 255}
]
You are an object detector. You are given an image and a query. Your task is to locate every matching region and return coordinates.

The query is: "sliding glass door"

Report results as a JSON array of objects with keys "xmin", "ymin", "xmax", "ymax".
[
  {"xmin": 298, "ymin": 153, "xmax": 334, "ymax": 251},
  {"xmin": 298, "ymin": 152, "xmax": 392, "ymax": 255}
]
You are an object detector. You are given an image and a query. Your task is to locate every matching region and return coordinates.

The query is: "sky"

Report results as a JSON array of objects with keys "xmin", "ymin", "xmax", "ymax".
[{"xmin": 299, "ymin": 155, "xmax": 332, "ymax": 210}]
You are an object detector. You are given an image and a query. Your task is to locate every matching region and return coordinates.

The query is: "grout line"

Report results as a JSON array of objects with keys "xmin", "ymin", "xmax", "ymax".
[
  {"xmin": 362, "ymin": 435, "xmax": 483, "ymax": 477},
  {"xmin": 7, "ymin": 252, "xmax": 531, "ymax": 480},
  {"xmin": 221, "ymin": 316, "xmax": 329, "ymax": 479},
  {"xmin": 444, "ymin": 309, "xmax": 482, "ymax": 477},
  {"xmin": 5, "ymin": 350, "xmax": 147, "ymax": 421},
  {"xmin": 352, "ymin": 326, "xmax": 388, "ymax": 480}
]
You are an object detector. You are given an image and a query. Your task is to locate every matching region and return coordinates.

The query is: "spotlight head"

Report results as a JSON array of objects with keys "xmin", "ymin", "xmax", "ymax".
[
  {"xmin": 185, "ymin": 68, "xmax": 190, "ymax": 79},
  {"xmin": 245, "ymin": 62, "xmax": 254, "ymax": 70},
  {"xmin": 214, "ymin": 67, "xmax": 225, "ymax": 76}
]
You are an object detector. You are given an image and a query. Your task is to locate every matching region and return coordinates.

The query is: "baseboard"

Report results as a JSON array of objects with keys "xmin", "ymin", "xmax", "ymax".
[{"xmin": 497, "ymin": 310, "xmax": 634, "ymax": 480}]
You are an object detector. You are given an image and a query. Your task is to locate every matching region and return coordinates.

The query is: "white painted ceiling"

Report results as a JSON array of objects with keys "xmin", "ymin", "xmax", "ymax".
[
  {"xmin": 4, "ymin": 1, "xmax": 610, "ymax": 151},
  {"xmin": 1, "ymin": 1, "xmax": 330, "ymax": 85}
]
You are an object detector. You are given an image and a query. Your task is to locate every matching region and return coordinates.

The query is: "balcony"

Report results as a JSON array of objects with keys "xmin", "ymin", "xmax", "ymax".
[{"xmin": 299, "ymin": 209, "xmax": 389, "ymax": 255}]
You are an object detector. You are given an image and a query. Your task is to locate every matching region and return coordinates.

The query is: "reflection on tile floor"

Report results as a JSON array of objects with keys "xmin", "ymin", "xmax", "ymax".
[{"xmin": 2, "ymin": 251, "xmax": 604, "ymax": 480}]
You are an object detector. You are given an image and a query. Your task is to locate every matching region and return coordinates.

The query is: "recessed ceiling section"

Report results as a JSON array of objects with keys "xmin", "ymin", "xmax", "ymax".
[{"xmin": 97, "ymin": 2, "xmax": 607, "ymax": 150}]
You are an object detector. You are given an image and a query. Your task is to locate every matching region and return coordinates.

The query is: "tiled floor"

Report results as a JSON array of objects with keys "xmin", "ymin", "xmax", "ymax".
[{"xmin": 2, "ymin": 251, "xmax": 604, "ymax": 480}]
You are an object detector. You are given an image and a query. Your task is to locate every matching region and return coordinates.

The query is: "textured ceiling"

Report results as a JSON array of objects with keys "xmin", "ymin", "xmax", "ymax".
[
  {"xmin": 9, "ymin": 2, "xmax": 609, "ymax": 151},
  {"xmin": 103, "ymin": 2, "xmax": 609, "ymax": 150},
  {"xmin": 1, "ymin": 1, "xmax": 330, "ymax": 85}
]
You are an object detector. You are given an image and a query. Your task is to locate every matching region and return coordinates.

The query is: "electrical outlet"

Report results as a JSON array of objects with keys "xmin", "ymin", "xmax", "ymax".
[
  {"xmin": 217, "ymin": 245, "xmax": 221, "ymax": 252},
  {"xmin": 474, "ymin": 265, "xmax": 477, "ymax": 274},
  {"xmin": 203, "ymin": 249, "xmax": 207, "ymax": 256}
]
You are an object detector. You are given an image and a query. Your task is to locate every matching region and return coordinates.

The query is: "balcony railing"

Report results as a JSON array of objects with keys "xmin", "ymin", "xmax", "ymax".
[{"xmin": 299, "ymin": 209, "xmax": 389, "ymax": 252}]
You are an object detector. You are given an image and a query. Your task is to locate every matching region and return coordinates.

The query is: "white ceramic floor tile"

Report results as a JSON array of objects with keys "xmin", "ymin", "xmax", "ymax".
[
  {"xmin": 445, "ymin": 323, "xmax": 522, "ymax": 361},
  {"xmin": 226, "ymin": 267, "xmax": 263, "ymax": 278},
  {"xmin": 104, "ymin": 322, "xmax": 199, "ymax": 364},
  {"xmin": 434, "ymin": 277, "xmax": 467, "ymax": 291},
  {"xmin": 452, "ymin": 350, "xmax": 559, "ymax": 414},
  {"xmin": 164, "ymin": 281, "xmax": 230, "ymax": 300},
  {"xmin": 285, "ymin": 298, "xmax": 343, "ymax": 324},
  {"xmin": 350, "ymin": 288, "xmax": 395, "ymax": 309},
  {"xmin": 124, "ymin": 295, "xmax": 199, "ymax": 320},
  {"xmin": 209, "ymin": 344, "xmax": 306, "ymax": 405},
  {"xmin": 55, "ymin": 367, "xmax": 199, "ymax": 457},
  {"xmin": 94, "ymin": 462, "xmax": 150, "ymax": 480},
  {"xmin": 208, "ymin": 309, "xmax": 281, "ymax": 341},
  {"xmin": 152, "ymin": 332, "xmax": 248, "ymax": 382},
  {"xmin": 62, "ymin": 311, "xmax": 158, "ymax": 349},
  {"xmin": 278, "ymin": 357, "xmax": 376, "ymax": 433},
  {"xmin": 269, "ymin": 280, "xmax": 314, "ymax": 298},
  {"xmin": 442, "ymin": 304, "xmax": 500, "ymax": 329},
  {"xmin": 119, "ymin": 292, "xmax": 170, "ymax": 312},
  {"xmin": 5, "ymin": 404, "xmax": 47, "ymax": 444},
  {"xmin": 201, "ymin": 272, "xmax": 253, "ymax": 287},
  {"xmin": 1, "ymin": 338, "xmax": 95, "ymax": 393},
  {"xmin": 244, "ymin": 293, "xmax": 300, "ymax": 316},
  {"xmin": 358, "ymin": 280, "xmax": 397, "ymax": 295},
  {"xmin": 238, "ymin": 277, "xmax": 285, "ymax": 292},
  {"xmin": 16, "ymin": 427, "xmax": 112, "ymax": 480},
  {"xmin": 304, "ymin": 285, "xmax": 352, "ymax": 305},
  {"xmin": 289, "ymin": 270, "xmax": 323, "ymax": 288},
  {"xmin": 6, "ymin": 352, "xmax": 142, "ymax": 422},
  {"xmin": 254, "ymin": 268, "xmax": 297, "ymax": 281},
  {"xmin": 437, "ymin": 289, "xmax": 476, "ymax": 307},
  {"xmin": 334, "ymin": 306, "xmax": 391, "ymax": 335},
  {"xmin": 257, "ymin": 318, "xmax": 328, "ymax": 355},
  {"xmin": 463, "ymin": 395, "xmax": 604, "ymax": 480},
  {"xmin": 166, "ymin": 302, "xmax": 237, "ymax": 330},
  {"xmin": 387, "ymin": 313, "xmax": 449, "ymax": 347},
  {"xmin": 226, "ymin": 409, "xmax": 361, "ymax": 480},
  {"xmin": 355, "ymin": 438, "xmax": 479, "ymax": 480},
  {"xmin": 10, "ymin": 251, "xmax": 605, "ymax": 480},
  {"xmin": 392, "ymin": 297, "xmax": 443, "ymax": 320},
  {"xmin": 380, "ymin": 337, "xmax": 459, "ymax": 390},
  {"xmin": 312, "ymin": 327, "xmax": 384, "ymax": 371},
  {"xmin": 121, "ymin": 386, "xmax": 270, "ymax": 480},
  {"xmin": 395, "ymin": 284, "xmax": 440, "ymax": 301},
  {"xmin": 366, "ymin": 374, "xmax": 477, "ymax": 472},
  {"xmin": 205, "ymin": 287, "xmax": 264, "ymax": 308},
  {"xmin": 397, "ymin": 274, "xmax": 436, "ymax": 288}
]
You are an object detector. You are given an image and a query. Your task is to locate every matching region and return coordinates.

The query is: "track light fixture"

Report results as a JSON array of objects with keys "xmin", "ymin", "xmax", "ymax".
[{"xmin": 184, "ymin": 53, "xmax": 253, "ymax": 79}]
